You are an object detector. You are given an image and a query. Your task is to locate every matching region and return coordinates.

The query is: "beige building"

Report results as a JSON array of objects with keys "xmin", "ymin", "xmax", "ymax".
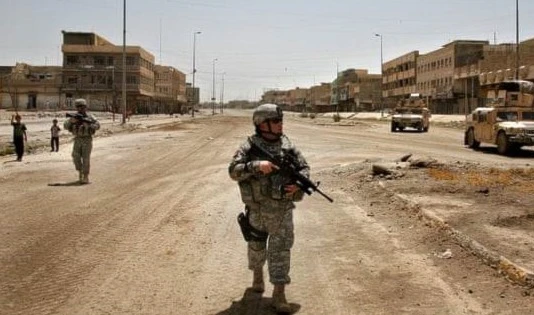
[
  {"xmin": 287, "ymin": 87, "xmax": 308, "ymax": 112},
  {"xmin": 334, "ymin": 69, "xmax": 381, "ymax": 111},
  {"xmin": 0, "ymin": 63, "xmax": 63, "ymax": 110},
  {"xmin": 261, "ymin": 89, "xmax": 289, "ymax": 107},
  {"xmin": 61, "ymin": 31, "xmax": 155, "ymax": 113},
  {"xmin": 417, "ymin": 40, "xmax": 487, "ymax": 114},
  {"xmin": 383, "ymin": 51, "xmax": 418, "ymax": 108},
  {"xmin": 477, "ymin": 38, "xmax": 534, "ymax": 88},
  {"xmin": 154, "ymin": 65, "xmax": 186, "ymax": 114},
  {"xmin": 308, "ymin": 83, "xmax": 332, "ymax": 113}
]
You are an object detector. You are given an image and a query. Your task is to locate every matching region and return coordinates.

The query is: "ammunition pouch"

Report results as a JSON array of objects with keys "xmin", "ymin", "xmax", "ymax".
[{"xmin": 237, "ymin": 210, "xmax": 268, "ymax": 242}]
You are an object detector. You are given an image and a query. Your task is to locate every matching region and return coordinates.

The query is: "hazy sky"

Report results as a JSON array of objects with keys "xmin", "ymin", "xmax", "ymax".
[{"xmin": 1, "ymin": 0, "xmax": 533, "ymax": 101}]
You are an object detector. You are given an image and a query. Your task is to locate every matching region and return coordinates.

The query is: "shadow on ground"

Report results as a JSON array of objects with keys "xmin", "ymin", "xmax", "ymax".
[{"xmin": 216, "ymin": 288, "xmax": 300, "ymax": 315}]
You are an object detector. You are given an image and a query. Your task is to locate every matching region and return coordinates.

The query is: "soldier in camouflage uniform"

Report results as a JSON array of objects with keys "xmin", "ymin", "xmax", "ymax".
[
  {"xmin": 229, "ymin": 104, "xmax": 310, "ymax": 313},
  {"xmin": 64, "ymin": 99, "xmax": 100, "ymax": 184}
]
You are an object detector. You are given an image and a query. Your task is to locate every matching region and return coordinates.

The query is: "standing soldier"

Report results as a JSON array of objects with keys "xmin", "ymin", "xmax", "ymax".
[
  {"xmin": 228, "ymin": 104, "xmax": 310, "ymax": 313},
  {"xmin": 64, "ymin": 99, "xmax": 100, "ymax": 184}
]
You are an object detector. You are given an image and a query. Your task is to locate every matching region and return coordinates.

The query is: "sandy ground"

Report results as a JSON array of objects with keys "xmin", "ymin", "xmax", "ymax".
[{"xmin": 0, "ymin": 110, "xmax": 533, "ymax": 315}]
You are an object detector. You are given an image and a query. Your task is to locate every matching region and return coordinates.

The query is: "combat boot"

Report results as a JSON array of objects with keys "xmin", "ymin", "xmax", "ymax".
[
  {"xmin": 252, "ymin": 267, "xmax": 264, "ymax": 293},
  {"xmin": 272, "ymin": 284, "xmax": 291, "ymax": 313},
  {"xmin": 78, "ymin": 171, "xmax": 83, "ymax": 183}
]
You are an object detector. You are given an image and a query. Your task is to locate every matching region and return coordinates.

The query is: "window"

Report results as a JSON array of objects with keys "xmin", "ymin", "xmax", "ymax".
[
  {"xmin": 126, "ymin": 75, "xmax": 138, "ymax": 84},
  {"xmin": 66, "ymin": 55, "xmax": 79, "ymax": 65},
  {"xmin": 94, "ymin": 56, "xmax": 105, "ymax": 65},
  {"xmin": 126, "ymin": 56, "xmax": 136, "ymax": 66}
]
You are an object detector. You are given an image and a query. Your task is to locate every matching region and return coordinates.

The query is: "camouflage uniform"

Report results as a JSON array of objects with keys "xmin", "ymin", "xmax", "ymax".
[
  {"xmin": 229, "ymin": 134, "xmax": 309, "ymax": 285},
  {"xmin": 64, "ymin": 100, "xmax": 100, "ymax": 181}
]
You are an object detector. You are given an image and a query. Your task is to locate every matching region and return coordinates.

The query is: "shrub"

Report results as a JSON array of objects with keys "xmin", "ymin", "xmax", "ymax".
[{"xmin": 309, "ymin": 113, "xmax": 316, "ymax": 119}]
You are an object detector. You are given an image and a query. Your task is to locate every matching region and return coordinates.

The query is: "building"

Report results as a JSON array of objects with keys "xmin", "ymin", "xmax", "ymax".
[
  {"xmin": 287, "ymin": 87, "xmax": 308, "ymax": 112},
  {"xmin": 383, "ymin": 51, "xmax": 419, "ymax": 109},
  {"xmin": 0, "ymin": 63, "xmax": 63, "ymax": 110},
  {"xmin": 333, "ymin": 69, "xmax": 381, "ymax": 111},
  {"xmin": 417, "ymin": 40, "xmax": 488, "ymax": 114},
  {"xmin": 61, "ymin": 31, "xmax": 155, "ymax": 113},
  {"xmin": 308, "ymin": 83, "xmax": 332, "ymax": 113},
  {"xmin": 154, "ymin": 65, "xmax": 186, "ymax": 114},
  {"xmin": 261, "ymin": 89, "xmax": 289, "ymax": 108}
]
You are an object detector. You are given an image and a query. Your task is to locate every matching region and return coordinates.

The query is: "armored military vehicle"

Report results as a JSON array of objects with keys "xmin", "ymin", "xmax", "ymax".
[
  {"xmin": 464, "ymin": 80, "xmax": 534, "ymax": 155},
  {"xmin": 391, "ymin": 93, "xmax": 430, "ymax": 132}
]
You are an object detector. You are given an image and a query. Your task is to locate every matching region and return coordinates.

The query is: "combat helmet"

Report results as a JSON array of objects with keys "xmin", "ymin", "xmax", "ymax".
[
  {"xmin": 252, "ymin": 104, "xmax": 284, "ymax": 140},
  {"xmin": 252, "ymin": 103, "xmax": 283, "ymax": 126},
  {"xmin": 74, "ymin": 98, "xmax": 87, "ymax": 108}
]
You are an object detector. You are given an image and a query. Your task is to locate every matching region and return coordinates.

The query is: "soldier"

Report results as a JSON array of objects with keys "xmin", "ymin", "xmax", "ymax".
[
  {"xmin": 64, "ymin": 99, "xmax": 100, "ymax": 184},
  {"xmin": 228, "ymin": 104, "xmax": 310, "ymax": 313}
]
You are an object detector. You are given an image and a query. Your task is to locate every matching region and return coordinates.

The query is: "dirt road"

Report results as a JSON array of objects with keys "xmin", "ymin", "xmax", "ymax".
[{"xmin": 0, "ymin": 111, "xmax": 532, "ymax": 315}]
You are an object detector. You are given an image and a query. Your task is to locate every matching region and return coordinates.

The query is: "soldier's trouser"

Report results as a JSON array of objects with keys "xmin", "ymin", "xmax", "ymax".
[
  {"xmin": 72, "ymin": 137, "xmax": 93, "ymax": 175},
  {"xmin": 247, "ymin": 207, "xmax": 294, "ymax": 285}
]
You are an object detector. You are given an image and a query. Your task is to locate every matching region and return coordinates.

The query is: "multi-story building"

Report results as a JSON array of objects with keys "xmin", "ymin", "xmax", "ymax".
[
  {"xmin": 333, "ymin": 69, "xmax": 382, "ymax": 111},
  {"xmin": 0, "ymin": 63, "xmax": 63, "ymax": 110},
  {"xmin": 308, "ymin": 83, "xmax": 332, "ymax": 113},
  {"xmin": 383, "ymin": 51, "xmax": 419, "ymax": 109},
  {"xmin": 61, "ymin": 31, "xmax": 155, "ymax": 113},
  {"xmin": 287, "ymin": 87, "xmax": 308, "ymax": 112},
  {"xmin": 261, "ymin": 89, "xmax": 289, "ymax": 107},
  {"xmin": 154, "ymin": 65, "xmax": 186, "ymax": 114},
  {"xmin": 417, "ymin": 40, "xmax": 488, "ymax": 114},
  {"xmin": 477, "ymin": 38, "xmax": 534, "ymax": 91}
]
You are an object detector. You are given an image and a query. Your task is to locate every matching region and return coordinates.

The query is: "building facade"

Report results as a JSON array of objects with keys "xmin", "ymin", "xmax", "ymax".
[
  {"xmin": 383, "ymin": 51, "xmax": 419, "ymax": 109},
  {"xmin": 61, "ymin": 31, "xmax": 155, "ymax": 113},
  {"xmin": 0, "ymin": 63, "xmax": 63, "ymax": 110},
  {"xmin": 154, "ymin": 65, "xmax": 186, "ymax": 114},
  {"xmin": 417, "ymin": 40, "xmax": 488, "ymax": 114}
]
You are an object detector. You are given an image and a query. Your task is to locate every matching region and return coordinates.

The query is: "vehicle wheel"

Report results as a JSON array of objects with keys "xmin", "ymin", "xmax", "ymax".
[
  {"xmin": 391, "ymin": 123, "xmax": 397, "ymax": 132},
  {"xmin": 423, "ymin": 126, "xmax": 429, "ymax": 132},
  {"xmin": 466, "ymin": 128, "xmax": 480, "ymax": 149},
  {"xmin": 398, "ymin": 127, "xmax": 404, "ymax": 132},
  {"xmin": 497, "ymin": 132, "xmax": 509, "ymax": 155}
]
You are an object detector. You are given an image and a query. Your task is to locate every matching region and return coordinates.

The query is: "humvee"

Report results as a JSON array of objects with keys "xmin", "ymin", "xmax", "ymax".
[
  {"xmin": 391, "ymin": 93, "xmax": 431, "ymax": 132},
  {"xmin": 464, "ymin": 80, "xmax": 534, "ymax": 155}
]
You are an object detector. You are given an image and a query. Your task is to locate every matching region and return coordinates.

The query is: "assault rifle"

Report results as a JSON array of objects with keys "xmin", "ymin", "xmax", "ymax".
[
  {"xmin": 66, "ymin": 113, "xmax": 95, "ymax": 124},
  {"xmin": 248, "ymin": 138, "xmax": 334, "ymax": 203}
]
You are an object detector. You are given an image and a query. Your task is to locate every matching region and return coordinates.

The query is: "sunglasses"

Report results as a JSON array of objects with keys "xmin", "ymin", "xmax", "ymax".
[{"xmin": 268, "ymin": 118, "xmax": 283, "ymax": 124}]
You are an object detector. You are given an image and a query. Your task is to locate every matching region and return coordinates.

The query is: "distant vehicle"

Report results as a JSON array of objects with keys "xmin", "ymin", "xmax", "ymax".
[
  {"xmin": 391, "ymin": 93, "xmax": 431, "ymax": 132},
  {"xmin": 464, "ymin": 80, "xmax": 534, "ymax": 155}
]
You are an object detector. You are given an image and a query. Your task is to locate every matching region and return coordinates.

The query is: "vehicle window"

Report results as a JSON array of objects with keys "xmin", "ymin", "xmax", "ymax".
[
  {"xmin": 496, "ymin": 111, "xmax": 518, "ymax": 121},
  {"xmin": 478, "ymin": 112, "xmax": 487, "ymax": 123},
  {"xmin": 521, "ymin": 112, "xmax": 534, "ymax": 121}
]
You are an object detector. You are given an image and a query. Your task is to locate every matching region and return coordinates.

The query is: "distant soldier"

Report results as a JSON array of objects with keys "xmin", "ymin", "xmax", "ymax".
[
  {"xmin": 64, "ymin": 99, "xmax": 100, "ymax": 184},
  {"xmin": 228, "ymin": 104, "xmax": 310, "ymax": 313}
]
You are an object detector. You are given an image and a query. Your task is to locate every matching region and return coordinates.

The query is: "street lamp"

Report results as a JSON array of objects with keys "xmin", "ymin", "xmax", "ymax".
[
  {"xmin": 375, "ymin": 33, "xmax": 384, "ymax": 117},
  {"xmin": 121, "ymin": 0, "xmax": 127, "ymax": 124},
  {"xmin": 212, "ymin": 58, "xmax": 218, "ymax": 115},
  {"xmin": 192, "ymin": 31, "xmax": 201, "ymax": 117}
]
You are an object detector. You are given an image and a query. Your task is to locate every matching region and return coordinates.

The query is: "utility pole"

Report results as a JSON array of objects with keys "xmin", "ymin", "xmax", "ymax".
[
  {"xmin": 121, "ymin": 0, "xmax": 127, "ymax": 124},
  {"xmin": 515, "ymin": 0, "xmax": 520, "ymax": 80},
  {"xmin": 220, "ymin": 72, "xmax": 225, "ymax": 113},
  {"xmin": 212, "ymin": 58, "xmax": 218, "ymax": 115},
  {"xmin": 191, "ymin": 31, "xmax": 201, "ymax": 117},
  {"xmin": 375, "ymin": 33, "xmax": 384, "ymax": 117}
]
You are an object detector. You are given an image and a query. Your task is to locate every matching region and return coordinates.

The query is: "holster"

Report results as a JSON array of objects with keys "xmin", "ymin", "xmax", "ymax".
[{"xmin": 237, "ymin": 209, "xmax": 268, "ymax": 242}]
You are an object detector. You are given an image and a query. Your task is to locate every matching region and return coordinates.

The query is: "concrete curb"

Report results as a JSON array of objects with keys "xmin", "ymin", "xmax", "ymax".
[{"xmin": 378, "ymin": 180, "xmax": 534, "ymax": 288}]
